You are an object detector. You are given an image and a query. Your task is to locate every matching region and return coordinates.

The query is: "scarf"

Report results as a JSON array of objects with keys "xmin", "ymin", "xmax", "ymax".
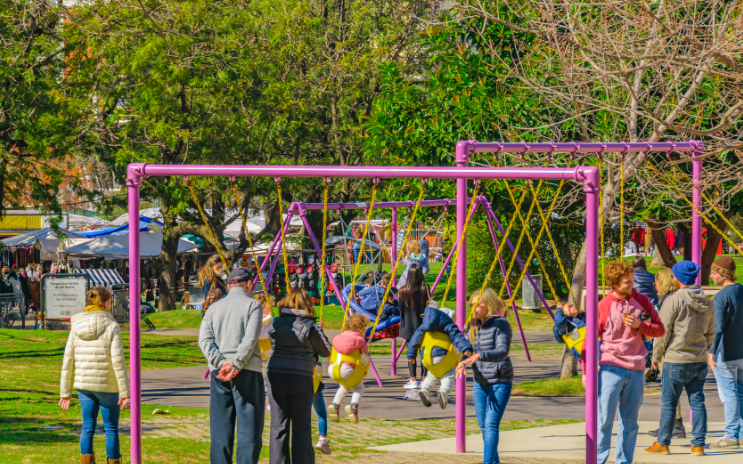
[{"xmin": 84, "ymin": 304, "xmax": 110, "ymax": 313}]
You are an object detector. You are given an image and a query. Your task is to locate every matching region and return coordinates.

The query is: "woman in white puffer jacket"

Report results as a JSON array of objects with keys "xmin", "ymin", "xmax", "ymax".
[{"xmin": 59, "ymin": 286, "xmax": 129, "ymax": 464}]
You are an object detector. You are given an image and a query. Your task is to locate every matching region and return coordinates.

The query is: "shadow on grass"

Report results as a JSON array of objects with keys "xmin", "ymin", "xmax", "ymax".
[{"xmin": 0, "ymin": 430, "xmax": 79, "ymax": 445}]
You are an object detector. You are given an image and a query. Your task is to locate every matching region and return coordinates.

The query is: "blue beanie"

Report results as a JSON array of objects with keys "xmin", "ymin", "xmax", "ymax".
[{"xmin": 672, "ymin": 261, "xmax": 700, "ymax": 285}]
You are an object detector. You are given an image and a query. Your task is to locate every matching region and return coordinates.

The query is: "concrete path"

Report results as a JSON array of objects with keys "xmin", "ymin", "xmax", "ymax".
[
  {"xmin": 373, "ymin": 421, "xmax": 743, "ymax": 463},
  {"xmin": 141, "ymin": 335, "xmax": 725, "ymax": 422}
]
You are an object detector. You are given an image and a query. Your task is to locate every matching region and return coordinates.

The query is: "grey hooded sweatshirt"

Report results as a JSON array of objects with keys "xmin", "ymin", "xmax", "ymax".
[{"xmin": 653, "ymin": 286, "xmax": 715, "ymax": 364}]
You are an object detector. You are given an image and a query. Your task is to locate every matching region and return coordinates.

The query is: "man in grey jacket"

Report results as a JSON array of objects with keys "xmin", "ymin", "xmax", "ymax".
[
  {"xmin": 645, "ymin": 261, "xmax": 715, "ymax": 456},
  {"xmin": 199, "ymin": 268, "xmax": 264, "ymax": 464}
]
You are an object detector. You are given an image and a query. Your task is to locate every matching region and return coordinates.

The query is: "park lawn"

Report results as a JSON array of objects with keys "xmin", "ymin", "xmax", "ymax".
[{"xmin": 513, "ymin": 375, "xmax": 659, "ymax": 397}]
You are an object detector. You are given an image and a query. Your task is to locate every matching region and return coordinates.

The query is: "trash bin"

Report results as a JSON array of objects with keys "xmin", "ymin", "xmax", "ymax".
[{"xmin": 521, "ymin": 275, "xmax": 543, "ymax": 311}]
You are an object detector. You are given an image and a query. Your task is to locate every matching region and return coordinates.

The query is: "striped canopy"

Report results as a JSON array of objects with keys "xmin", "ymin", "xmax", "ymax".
[{"xmin": 72, "ymin": 268, "xmax": 126, "ymax": 288}]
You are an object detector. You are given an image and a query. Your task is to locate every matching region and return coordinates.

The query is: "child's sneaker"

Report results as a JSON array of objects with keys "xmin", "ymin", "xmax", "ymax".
[
  {"xmin": 315, "ymin": 438, "xmax": 332, "ymax": 455},
  {"xmin": 418, "ymin": 388, "xmax": 432, "ymax": 407},
  {"xmin": 327, "ymin": 403, "xmax": 340, "ymax": 422},
  {"xmin": 438, "ymin": 390, "xmax": 448, "ymax": 409},
  {"xmin": 345, "ymin": 403, "xmax": 359, "ymax": 423},
  {"xmin": 403, "ymin": 379, "xmax": 420, "ymax": 389}
]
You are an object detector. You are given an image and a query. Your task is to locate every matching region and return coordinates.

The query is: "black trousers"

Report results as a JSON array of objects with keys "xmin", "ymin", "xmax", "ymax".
[
  {"xmin": 268, "ymin": 372, "xmax": 315, "ymax": 464},
  {"xmin": 210, "ymin": 369, "xmax": 265, "ymax": 464}
]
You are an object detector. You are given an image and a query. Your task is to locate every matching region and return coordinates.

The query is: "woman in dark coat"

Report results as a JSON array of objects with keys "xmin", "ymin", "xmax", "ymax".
[
  {"xmin": 398, "ymin": 263, "xmax": 430, "ymax": 388},
  {"xmin": 268, "ymin": 288, "xmax": 331, "ymax": 464},
  {"xmin": 457, "ymin": 288, "xmax": 513, "ymax": 464}
]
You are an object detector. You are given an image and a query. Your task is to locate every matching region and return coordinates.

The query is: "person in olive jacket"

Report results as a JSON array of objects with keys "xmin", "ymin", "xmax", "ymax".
[
  {"xmin": 456, "ymin": 288, "xmax": 513, "ymax": 464},
  {"xmin": 267, "ymin": 288, "xmax": 331, "ymax": 464}
]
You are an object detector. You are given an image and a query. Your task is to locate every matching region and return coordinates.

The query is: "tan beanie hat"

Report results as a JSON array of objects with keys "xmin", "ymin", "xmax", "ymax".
[{"xmin": 711, "ymin": 256, "xmax": 736, "ymax": 280}]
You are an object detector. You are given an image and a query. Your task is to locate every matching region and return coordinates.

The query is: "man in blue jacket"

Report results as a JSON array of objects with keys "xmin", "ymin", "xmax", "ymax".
[
  {"xmin": 632, "ymin": 256, "xmax": 659, "ymax": 306},
  {"xmin": 708, "ymin": 256, "xmax": 743, "ymax": 448},
  {"xmin": 407, "ymin": 301, "xmax": 472, "ymax": 409}
]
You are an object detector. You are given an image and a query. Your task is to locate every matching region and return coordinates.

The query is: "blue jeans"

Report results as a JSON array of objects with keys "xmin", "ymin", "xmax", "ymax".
[
  {"xmin": 210, "ymin": 369, "xmax": 265, "ymax": 464},
  {"xmin": 473, "ymin": 382, "xmax": 512, "ymax": 464},
  {"xmin": 352, "ymin": 244, "xmax": 360, "ymax": 264},
  {"xmin": 313, "ymin": 389, "xmax": 328, "ymax": 436},
  {"xmin": 714, "ymin": 354, "xmax": 743, "ymax": 441},
  {"xmin": 597, "ymin": 365, "xmax": 644, "ymax": 464},
  {"xmin": 658, "ymin": 362, "xmax": 707, "ymax": 446},
  {"xmin": 77, "ymin": 390, "xmax": 120, "ymax": 459}
]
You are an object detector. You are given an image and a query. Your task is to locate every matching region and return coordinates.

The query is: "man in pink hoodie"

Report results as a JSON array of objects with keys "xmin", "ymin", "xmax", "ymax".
[{"xmin": 582, "ymin": 261, "xmax": 665, "ymax": 464}]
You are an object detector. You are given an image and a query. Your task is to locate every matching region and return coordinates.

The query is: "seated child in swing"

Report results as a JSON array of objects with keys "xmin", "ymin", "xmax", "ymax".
[
  {"xmin": 553, "ymin": 300, "xmax": 586, "ymax": 359},
  {"xmin": 377, "ymin": 287, "xmax": 400, "ymax": 323},
  {"xmin": 407, "ymin": 300, "xmax": 472, "ymax": 409},
  {"xmin": 252, "ymin": 293, "xmax": 276, "ymax": 358},
  {"xmin": 328, "ymin": 313, "xmax": 369, "ymax": 423}
]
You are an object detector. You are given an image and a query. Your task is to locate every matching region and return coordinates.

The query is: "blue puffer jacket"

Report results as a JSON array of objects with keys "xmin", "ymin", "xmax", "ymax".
[
  {"xmin": 358, "ymin": 284, "xmax": 386, "ymax": 313},
  {"xmin": 378, "ymin": 301, "xmax": 400, "ymax": 323},
  {"xmin": 407, "ymin": 307, "xmax": 473, "ymax": 359},
  {"xmin": 633, "ymin": 268, "xmax": 659, "ymax": 306},
  {"xmin": 468, "ymin": 316, "xmax": 513, "ymax": 385},
  {"xmin": 553, "ymin": 309, "xmax": 586, "ymax": 358}
]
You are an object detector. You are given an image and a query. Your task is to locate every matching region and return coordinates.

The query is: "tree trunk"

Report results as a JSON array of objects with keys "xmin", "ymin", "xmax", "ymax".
[
  {"xmin": 680, "ymin": 223, "xmax": 692, "ymax": 261},
  {"xmin": 559, "ymin": 344, "xmax": 578, "ymax": 379},
  {"xmin": 700, "ymin": 213, "xmax": 732, "ymax": 285},
  {"xmin": 157, "ymin": 221, "xmax": 182, "ymax": 311},
  {"xmin": 647, "ymin": 219, "xmax": 676, "ymax": 268}
]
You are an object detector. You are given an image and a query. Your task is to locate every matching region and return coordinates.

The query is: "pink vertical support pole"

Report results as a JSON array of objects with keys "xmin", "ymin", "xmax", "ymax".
[
  {"xmin": 455, "ymin": 141, "xmax": 470, "ymax": 454},
  {"xmin": 391, "ymin": 208, "xmax": 398, "ymax": 376},
  {"xmin": 582, "ymin": 166, "xmax": 600, "ymax": 464},
  {"xmin": 691, "ymin": 144, "xmax": 703, "ymax": 285},
  {"xmin": 126, "ymin": 166, "xmax": 143, "ymax": 464}
]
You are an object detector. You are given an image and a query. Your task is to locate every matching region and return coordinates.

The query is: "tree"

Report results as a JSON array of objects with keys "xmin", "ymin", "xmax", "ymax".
[
  {"xmin": 67, "ymin": 0, "xmax": 436, "ymax": 309},
  {"xmin": 0, "ymin": 1, "xmax": 90, "ymax": 221},
  {"xmin": 454, "ymin": 0, "xmax": 743, "ymax": 301}
]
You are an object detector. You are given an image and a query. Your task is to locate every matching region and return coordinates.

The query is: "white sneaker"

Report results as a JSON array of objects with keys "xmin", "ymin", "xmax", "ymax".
[
  {"xmin": 315, "ymin": 439, "xmax": 332, "ymax": 455},
  {"xmin": 418, "ymin": 388, "xmax": 432, "ymax": 407},
  {"xmin": 438, "ymin": 390, "xmax": 448, "ymax": 409},
  {"xmin": 403, "ymin": 379, "xmax": 420, "ymax": 389}
]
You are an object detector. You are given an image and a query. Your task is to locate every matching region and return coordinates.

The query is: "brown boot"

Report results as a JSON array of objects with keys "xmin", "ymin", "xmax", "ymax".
[
  {"xmin": 644, "ymin": 441, "xmax": 671, "ymax": 455},
  {"xmin": 691, "ymin": 444, "xmax": 705, "ymax": 456},
  {"xmin": 81, "ymin": 455, "xmax": 96, "ymax": 464}
]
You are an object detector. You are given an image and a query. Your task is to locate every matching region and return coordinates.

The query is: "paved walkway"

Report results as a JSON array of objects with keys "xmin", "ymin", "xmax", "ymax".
[
  {"xmin": 141, "ymin": 336, "xmax": 725, "ymax": 422},
  {"xmin": 374, "ymin": 421, "xmax": 743, "ymax": 463}
]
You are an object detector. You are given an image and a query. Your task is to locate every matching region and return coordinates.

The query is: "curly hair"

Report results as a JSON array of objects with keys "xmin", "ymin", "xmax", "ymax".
[
  {"xmin": 344, "ymin": 313, "xmax": 368, "ymax": 334},
  {"xmin": 87, "ymin": 286, "xmax": 113, "ymax": 306},
  {"xmin": 605, "ymin": 261, "xmax": 634, "ymax": 288}
]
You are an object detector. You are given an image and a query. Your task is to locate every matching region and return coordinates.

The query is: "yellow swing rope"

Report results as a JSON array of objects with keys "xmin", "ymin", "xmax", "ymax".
[
  {"xmin": 341, "ymin": 183, "xmax": 378, "ymax": 331},
  {"xmin": 619, "ymin": 158, "xmax": 625, "ymax": 259},
  {"xmin": 318, "ymin": 180, "xmax": 330, "ymax": 322},
  {"xmin": 667, "ymin": 164, "xmax": 743, "ymax": 246},
  {"xmin": 646, "ymin": 161, "xmax": 743, "ymax": 256},
  {"xmin": 505, "ymin": 182, "xmax": 566, "ymax": 304},
  {"xmin": 598, "ymin": 161, "xmax": 605, "ymax": 298},
  {"xmin": 439, "ymin": 181, "xmax": 481, "ymax": 311},
  {"xmin": 368, "ymin": 183, "xmax": 426, "ymax": 339},
  {"xmin": 230, "ymin": 180, "xmax": 269, "ymax": 296},
  {"xmin": 275, "ymin": 180, "xmax": 291, "ymax": 289},
  {"xmin": 186, "ymin": 179, "xmax": 229, "ymax": 271},
  {"xmin": 468, "ymin": 179, "xmax": 531, "ymax": 314}
]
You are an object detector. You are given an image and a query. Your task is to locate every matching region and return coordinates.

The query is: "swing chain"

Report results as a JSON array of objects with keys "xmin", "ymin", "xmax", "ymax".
[
  {"xmin": 275, "ymin": 178, "xmax": 291, "ymax": 289},
  {"xmin": 186, "ymin": 178, "xmax": 229, "ymax": 272},
  {"xmin": 230, "ymin": 179, "xmax": 268, "ymax": 296},
  {"xmin": 318, "ymin": 179, "xmax": 331, "ymax": 322}
]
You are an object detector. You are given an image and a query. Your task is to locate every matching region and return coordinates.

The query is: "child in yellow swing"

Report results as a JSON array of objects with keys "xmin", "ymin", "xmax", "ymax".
[
  {"xmin": 407, "ymin": 300, "xmax": 473, "ymax": 409},
  {"xmin": 328, "ymin": 313, "xmax": 370, "ymax": 423}
]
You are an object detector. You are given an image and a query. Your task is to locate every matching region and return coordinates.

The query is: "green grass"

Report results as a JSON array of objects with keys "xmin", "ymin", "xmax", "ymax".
[{"xmin": 512, "ymin": 375, "xmax": 660, "ymax": 397}]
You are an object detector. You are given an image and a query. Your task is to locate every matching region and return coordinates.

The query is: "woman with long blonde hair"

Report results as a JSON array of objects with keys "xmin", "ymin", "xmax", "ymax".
[{"xmin": 456, "ymin": 288, "xmax": 513, "ymax": 464}]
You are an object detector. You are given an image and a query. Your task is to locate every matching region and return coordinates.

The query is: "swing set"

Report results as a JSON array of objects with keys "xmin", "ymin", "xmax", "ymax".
[{"xmin": 126, "ymin": 139, "xmax": 707, "ymax": 464}]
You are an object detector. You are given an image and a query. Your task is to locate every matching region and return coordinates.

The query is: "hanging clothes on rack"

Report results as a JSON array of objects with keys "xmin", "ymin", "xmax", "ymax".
[
  {"xmin": 632, "ymin": 227, "xmax": 645, "ymax": 246},
  {"xmin": 665, "ymin": 228, "xmax": 676, "ymax": 250}
]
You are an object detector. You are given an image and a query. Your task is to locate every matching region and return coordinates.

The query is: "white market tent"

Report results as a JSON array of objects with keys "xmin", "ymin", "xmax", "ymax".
[
  {"xmin": 60, "ymin": 232, "xmax": 198, "ymax": 259},
  {"xmin": 67, "ymin": 214, "xmax": 111, "ymax": 229},
  {"xmin": 1, "ymin": 227, "xmax": 87, "ymax": 249}
]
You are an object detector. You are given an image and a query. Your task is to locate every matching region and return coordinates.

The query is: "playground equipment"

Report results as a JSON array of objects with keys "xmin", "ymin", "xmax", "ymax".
[{"xmin": 125, "ymin": 140, "xmax": 706, "ymax": 464}]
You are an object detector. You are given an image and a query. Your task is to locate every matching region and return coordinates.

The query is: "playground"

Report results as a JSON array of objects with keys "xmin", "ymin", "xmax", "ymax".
[{"xmin": 4, "ymin": 141, "xmax": 743, "ymax": 464}]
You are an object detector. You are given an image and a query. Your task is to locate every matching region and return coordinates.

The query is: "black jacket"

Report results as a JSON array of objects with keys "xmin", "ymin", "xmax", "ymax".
[
  {"xmin": 398, "ymin": 285, "xmax": 429, "ymax": 341},
  {"xmin": 633, "ymin": 268, "xmax": 659, "ymax": 306},
  {"xmin": 268, "ymin": 308, "xmax": 331, "ymax": 377},
  {"xmin": 469, "ymin": 316, "xmax": 514, "ymax": 385}
]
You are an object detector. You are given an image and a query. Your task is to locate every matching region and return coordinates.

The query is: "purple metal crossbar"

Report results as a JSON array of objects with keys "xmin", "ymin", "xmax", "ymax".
[{"xmin": 126, "ymin": 140, "xmax": 702, "ymax": 464}]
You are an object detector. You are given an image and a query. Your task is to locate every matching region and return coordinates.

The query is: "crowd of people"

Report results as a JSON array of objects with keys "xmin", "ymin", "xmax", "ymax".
[{"xmin": 56, "ymin": 243, "xmax": 742, "ymax": 464}]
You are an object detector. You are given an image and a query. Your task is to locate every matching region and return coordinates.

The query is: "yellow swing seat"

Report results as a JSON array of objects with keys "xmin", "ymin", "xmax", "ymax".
[
  {"xmin": 259, "ymin": 338, "xmax": 272, "ymax": 360},
  {"xmin": 561, "ymin": 326, "xmax": 586, "ymax": 355},
  {"xmin": 330, "ymin": 347, "xmax": 370, "ymax": 390},
  {"xmin": 421, "ymin": 332, "xmax": 460, "ymax": 379}
]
